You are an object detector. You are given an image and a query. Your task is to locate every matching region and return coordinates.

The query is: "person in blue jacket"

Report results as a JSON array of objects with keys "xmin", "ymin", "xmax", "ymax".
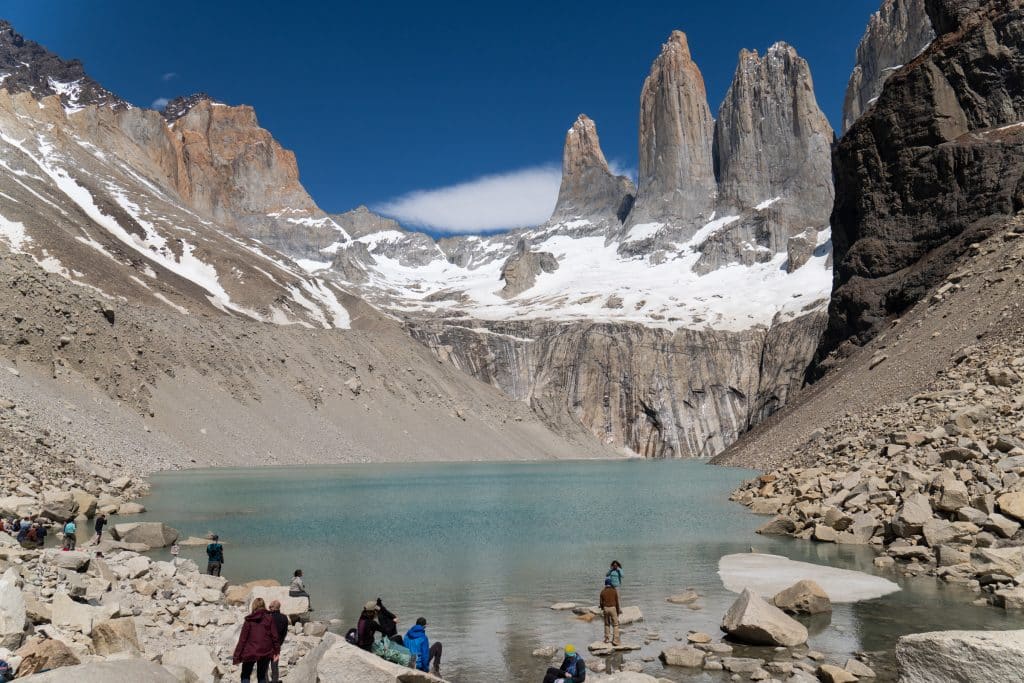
[{"xmin": 403, "ymin": 617, "xmax": 442, "ymax": 675}]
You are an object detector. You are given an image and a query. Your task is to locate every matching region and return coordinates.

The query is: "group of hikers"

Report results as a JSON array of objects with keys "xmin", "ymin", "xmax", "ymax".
[
  {"xmin": 2, "ymin": 512, "xmax": 108, "ymax": 550},
  {"xmin": 542, "ymin": 559, "xmax": 624, "ymax": 683},
  {"xmin": 348, "ymin": 597, "xmax": 443, "ymax": 675}
]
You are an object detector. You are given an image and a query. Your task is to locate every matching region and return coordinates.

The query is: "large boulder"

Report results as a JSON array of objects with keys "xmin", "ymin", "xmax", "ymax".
[
  {"xmin": 0, "ymin": 496, "xmax": 36, "ymax": 518},
  {"xmin": 161, "ymin": 644, "xmax": 223, "ymax": 683},
  {"xmin": 659, "ymin": 645, "xmax": 705, "ymax": 667},
  {"xmin": 0, "ymin": 568, "xmax": 26, "ymax": 649},
  {"xmin": 91, "ymin": 617, "xmax": 140, "ymax": 655},
  {"xmin": 250, "ymin": 585, "xmax": 308, "ymax": 617},
  {"xmin": 287, "ymin": 633, "xmax": 446, "ymax": 682},
  {"xmin": 997, "ymin": 492, "xmax": 1024, "ymax": 522},
  {"xmin": 618, "ymin": 606, "xmax": 643, "ymax": 625},
  {"xmin": 15, "ymin": 637, "xmax": 81, "ymax": 676},
  {"xmin": 51, "ymin": 591, "xmax": 119, "ymax": 635},
  {"xmin": 43, "ymin": 549, "xmax": 90, "ymax": 571},
  {"xmin": 39, "ymin": 490, "xmax": 79, "ymax": 522},
  {"xmin": 721, "ymin": 588, "xmax": 808, "ymax": 646},
  {"xmin": 896, "ymin": 630, "xmax": 1024, "ymax": 682},
  {"xmin": 892, "ymin": 493, "xmax": 933, "ymax": 537},
  {"xmin": 17, "ymin": 659, "xmax": 180, "ymax": 682},
  {"xmin": 225, "ymin": 579, "xmax": 279, "ymax": 606},
  {"xmin": 111, "ymin": 522, "xmax": 179, "ymax": 548},
  {"xmin": 70, "ymin": 489, "xmax": 98, "ymax": 519},
  {"xmin": 772, "ymin": 579, "xmax": 831, "ymax": 615}
]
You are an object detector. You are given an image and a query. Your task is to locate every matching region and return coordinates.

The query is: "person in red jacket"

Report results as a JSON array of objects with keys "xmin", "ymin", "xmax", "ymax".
[{"xmin": 233, "ymin": 597, "xmax": 281, "ymax": 683}]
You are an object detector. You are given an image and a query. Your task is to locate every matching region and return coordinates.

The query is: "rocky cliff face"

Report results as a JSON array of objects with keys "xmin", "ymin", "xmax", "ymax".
[
  {"xmin": 551, "ymin": 115, "xmax": 635, "ymax": 224},
  {"xmin": 0, "ymin": 20, "xmax": 127, "ymax": 112},
  {"xmin": 627, "ymin": 31, "xmax": 717, "ymax": 233},
  {"xmin": 842, "ymin": 0, "xmax": 935, "ymax": 133},
  {"xmin": 820, "ymin": 0, "xmax": 1024, "ymax": 367}
]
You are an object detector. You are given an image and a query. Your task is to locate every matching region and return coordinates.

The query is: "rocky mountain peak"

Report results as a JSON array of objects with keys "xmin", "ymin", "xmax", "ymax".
[
  {"xmin": 330, "ymin": 205, "xmax": 405, "ymax": 239},
  {"xmin": 842, "ymin": 0, "xmax": 935, "ymax": 133},
  {"xmin": 550, "ymin": 114, "xmax": 635, "ymax": 224},
  {"xmin": 627, "ymin": 29, "xmax": 717, "ymax": 233},
  {"xmin": 0, "ymin": 19, "xmax": 127, "ymax": 112},
  {"xmin": 161, "ymin": 92, "xmax": 218, "ymax": 122}
]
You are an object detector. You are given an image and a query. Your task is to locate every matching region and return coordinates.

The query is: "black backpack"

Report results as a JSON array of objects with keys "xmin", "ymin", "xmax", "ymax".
[{"xmin": 344, "ymin": 627, "xmax": 359, "ymax": 646}]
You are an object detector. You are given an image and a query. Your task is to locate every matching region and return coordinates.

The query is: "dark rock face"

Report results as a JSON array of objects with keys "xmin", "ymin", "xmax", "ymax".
[
  {"xmin": 820, "ymin": 0, "xmax": 1024, "ymax": 366},
  {"xmin": 0, "ymin": 20, "xmax": 127, "ymax": 111},
  {"xmin": 161, "ymin": 93, "xmax": 217, "ymax": 122},
  {"xmin": 842, "ymin": 0, "xmax": 935, "ymax": 133},
  {"xmin": 551, "ymin": 114, "xmax": 635, "ymax": 225},
  {"xmin": 499, "ymin": 239, "xmax": 559, "ymax": 298}
]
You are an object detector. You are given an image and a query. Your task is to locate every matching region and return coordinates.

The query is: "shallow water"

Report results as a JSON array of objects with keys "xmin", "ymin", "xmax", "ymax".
[{"xmin": 137, "ymin": 460, "xmax": 1016, "ymax": 681}]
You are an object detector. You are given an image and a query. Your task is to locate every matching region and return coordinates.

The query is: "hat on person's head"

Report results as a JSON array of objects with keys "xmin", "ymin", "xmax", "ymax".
[
  {"xmin": 364, "ymin": 600, "xmax": 379, "ymax": 612},
  {"xmin": 211, "ymin": 534, "xmax": 219, "ymax": 540},
  {"xmin": 605, "ymin": 577, "xmax": 613, "ymax": 586},
  {"xmin": 565, "ymin": 644, "xmax": 576, "ymax": 655},
  {"xmin": 416, "ymin": 617, "xmax": 427, "ymax": 626}
]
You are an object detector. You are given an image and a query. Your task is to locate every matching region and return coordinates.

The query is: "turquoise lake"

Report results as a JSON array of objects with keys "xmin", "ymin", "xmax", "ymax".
[{"xmin": 137, "ymin": 460, "xmax": 1016, "ymax": 681}]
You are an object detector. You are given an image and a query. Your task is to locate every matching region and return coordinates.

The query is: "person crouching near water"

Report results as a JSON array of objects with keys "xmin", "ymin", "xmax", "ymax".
[
  {"xmin": 599, "ymin": 577, "xmax": 621, "ymax": 646},
  {"xmin": 404, "ymin": 616, "xmax": 443, "ymax": 676},
  {"xmin": 543, "ymin": 644, "xmax": 586, "ymax": 683},
  {"xmin": 606, "ymin": 560, "xmax": 623, "ymax": 588},
  {"xmin": 356, "ymin": 601, "xmax": 385, "ymax": 650},
  {"xmin": 233, "ymin": 597, "xmax": 281, "ymax": 683},
  {"xmin": 288, "ymin": 569, "xmax": 311, "ymax": 609}
]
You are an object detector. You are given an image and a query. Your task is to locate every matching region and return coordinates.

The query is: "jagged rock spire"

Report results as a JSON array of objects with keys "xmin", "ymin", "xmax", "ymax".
[
  {"xmin": 550, "ymin": 114, "xmax": 635, "ymax": 224},
  {"xmin": 842, "ymin": 0, "xmax": 935, "ymax": 133},
  {"xmin": 628, "ymin": 30, "xmax": 716, "ymax": 232},
  {"xmin": 714, "ymin": 42, "xmax": 834, "ymax": 227}
]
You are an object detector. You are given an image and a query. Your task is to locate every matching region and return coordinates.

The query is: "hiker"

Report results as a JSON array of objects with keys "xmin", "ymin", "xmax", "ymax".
[
  {"xmin": 21, "ymin": 525, "xmax": 37, "ymax": 548},
  {"xmin": 206, "ymin": 535, "xmax": 224, "ymax": 576},
  {"xmin": 404, "ymin": 617, "xmax": 442, "ymax": 676},
  {"xmin": 232, "ymin": 597, "xmax": 281, "ymax": 683},
  {"xmin": 288, "ymin": 569, "xmax": 311, "ymax": 608},
  {"xmin": 599, "ymin": 577, "xmax": 621, "ymax": 645},
  {"xmin": 16, "ymin": 518, "xmax": 30, "ymax": 543},
  {"xmin": 606, "ymin": 560, "xmax": 623, "ymax": 588},
  {"xmin": 33, "ymin": 522, "xmax": 46, "ymax": 548},
  {"xmin": 267, "ymin": 600, "xmax": 289, "ymax": 683},
  {"xmin": 0, "ymin": 659, "xmax": 13, "ymax": 682},
  {"xmin": 543, "ymin": 644, "xmax": 586, "ymax": 683},
  {"xmin": 92, "ymin": 513, "xmax": 107, "ymax": 544},
  {"xmin": 356, "ymin": 601, "xmax": 385, "ymax": 650},
  {"xmin": 62, "ymin": 518, "xmax": 77, "ymax": 551},
  {"xmin": 377, "ymin": 597, "xmax": 400, "ymax": 643}
]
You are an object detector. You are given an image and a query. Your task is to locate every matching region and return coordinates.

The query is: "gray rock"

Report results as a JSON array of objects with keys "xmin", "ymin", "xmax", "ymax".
[
  {"xmin": 499, "ymin": 239, "xmax": 559, "ymax": 299},
  {"xmin": 772, "ymin": 579, "xmax": 832, "ymax": 615},
  {"xmin": 720, "ymin": 588, "xmax": 808, "ymax": 647},
  {"xmin": 110, "ymin": 522, "xmax": 179, "ymax": 548},
  {"xmin": 896, "ymin": 630, "xmax": 1024, "ymax": 682},
  {"xmin": 17, "ymin": 659, "xmax": 180, "ymax": 683},
  {"xmin": 660, "ymin": 645, "xmax": 705, "ymax": 667},
  {"xmin": 550, "ymin": 114, "xmax": 635, "ymax": 224}
]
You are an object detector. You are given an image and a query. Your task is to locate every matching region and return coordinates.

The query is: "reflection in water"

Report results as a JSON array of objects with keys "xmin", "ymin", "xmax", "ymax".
[{"xmin": 137, "ymin": 461, "xmax": 1015, "ymax": 682}]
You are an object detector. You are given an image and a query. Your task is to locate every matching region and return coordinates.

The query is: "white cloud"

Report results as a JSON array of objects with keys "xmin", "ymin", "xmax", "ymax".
[
  {"xmin": 161, "ymin": 72, "xmax": 178, "ymax": 82},
  {"xmin": 376, "ymin": 165, "xmax": 561, "ymax": 233},
  {"xmin": 151, "ymin": 97, "xmax": 169, "ymax": 110}
]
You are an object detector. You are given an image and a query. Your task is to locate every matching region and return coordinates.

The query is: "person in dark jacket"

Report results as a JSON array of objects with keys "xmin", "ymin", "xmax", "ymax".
[
  {"xmin": 404, "ymin": 617, "xmax": 442, "ymax": 675},
  {"xmin": 206, "ymin": 535, "xmax": 224, "ymax": 576},
  {"xmin": 233, "ymin": 597, "xmax": 281, "ymax": 683},
  {"xmin": 376, "ymin": 597, "xmax": 401, "ymax": 643},
  {"xmin": 543, "ymin": 645, "xmax": 586, "ymax": 683},
  {"xmin": 92, "ymin": 513, "xmax": 107, "ymax": 545},
  {"xmin": 267, "ymin": 600, "xmax": 289, "ymax": 683},
  {"xmin": 356, "ymin": 601, "xmax": 385, "ymax": 650},
  {"xmin": 599, "ymin": 578, "xmax": 621, "ymax": 645}
]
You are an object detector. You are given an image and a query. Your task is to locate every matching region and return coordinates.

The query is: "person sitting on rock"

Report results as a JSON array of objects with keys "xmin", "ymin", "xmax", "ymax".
[
  {"xmin": 267, "ymin": 600, "xmax": 289, "ymax": 683},
  {"xmin": 404, "ymin": 616, "xmax": 443, "ymax": 676},
  {"xmin": 21, "ymin": 524, "xmax": 37, "ymax": 548},
  {"xmin": 543, "ymin": 644, "xmax": 586, "ymax": 683},
  {"xmin": 33, "ymin": 522, "xmax": 45, "ymax": 548},
  {"xmin": 376, "ymin": 597, "xmax": 400, "ymax": 643},
  {"xmin": 356, "ymin": 601, "xmax": 385, "ymax": 651},
  {"xmin": 206, "ymin": 535, "xmax": 224, "ymax": 576},
  {"xmin": 606, "ymin": 560, "xmax": 623, "ymax": 588},
  {"xmin": 0, "ymin": 659, "xmax": 13, "ymax": 682},
  {"xmin": 233, "ymin": 597, "xmax": 281, "ymax": 683},
  {"xmin": 61, "ymin": 517, "xmax": 76, "ymax": 551},
  {"xmin": 599, "ymin": 577, "xmax": 622, "ymax": 646},
  {"xmin": 16, "ymin": 517, "xmax": 30, "ymax": 543},
  {"xmin": 288, "ymin": 569, "xmax": 311, "ymax": 610}
]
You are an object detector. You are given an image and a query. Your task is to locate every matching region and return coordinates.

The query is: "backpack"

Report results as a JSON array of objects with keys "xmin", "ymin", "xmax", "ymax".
[{"xmin": 344, "ymin": 628, "xmax": 359, "ymax": 646}]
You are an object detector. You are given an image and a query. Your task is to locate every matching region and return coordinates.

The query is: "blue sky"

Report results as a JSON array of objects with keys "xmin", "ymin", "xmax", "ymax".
[{"xmin": 4, "ymin": 1, "xmax": 880, "ymax": 233}]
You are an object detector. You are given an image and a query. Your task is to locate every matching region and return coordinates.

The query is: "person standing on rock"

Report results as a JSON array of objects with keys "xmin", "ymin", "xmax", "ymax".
[
  {"xmin": 543, "ymin": 644, "xmax": 586, "ymax": 683},
  {"xmin": 92, "ymin": 513, "xmax": 107, "ymax": 545},
  {"xmin": 606, "ymin": 560, "xmax": 623, "ymax": 588},
  {"xmin": 267, "ymin": 600, "xmax": 289, "ymax": 683},
  {"xmin": 599, "ymin": 577, "xmax": 621, "ymax": 646},
  {"xmin": 206, "ymin": 534, "xmax": 224, "ymax": 576},
  {"xmin": 61, "ymin": 517, "xmax": 76, "ymax": 551},
  {"xmin": 233, "ymin": 597, "xmax": 281, "ymax": 683},
  {"xmin": 404, "ymin": 617, "xmax": 443, "ymax": 676}
]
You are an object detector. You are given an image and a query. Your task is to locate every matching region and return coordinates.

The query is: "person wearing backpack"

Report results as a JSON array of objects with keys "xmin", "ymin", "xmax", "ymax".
[
  {"xmin": 267, "ymin": 600, "xmax": 289, "ymax": 683},
  {"xmin": 606, "ymin": 560, "xmax": 623, "ymax": 588},
  {"xmin": 404, "ymin": 617, "xmax": 443, "ymax": 676},
  {"xmin": 206, "ymin": 535, "xmax": 224, "ymax": 576},
  {"xmin": 233, "ymin": 597, "xmax": 281, "ymax": 683},
  {"xmin": 62, "ymin": 518, "xmax": 77, "ymax": 551}
]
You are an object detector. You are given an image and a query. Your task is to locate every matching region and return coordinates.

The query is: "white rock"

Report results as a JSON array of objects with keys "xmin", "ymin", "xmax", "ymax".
[
  {"xmin": 288, "ymin": 633, "xmax": 445, "ymax": 682},
  {"xmin": 50, "ymin": 592, "xmax": 118, "ymax": 636},
  {"xmin": 0, "ymin": 568, "xmax": 26, "ymax": 649},
  {"xmin": 161, "ymin": 644, "xmax": 223, "ymax": 683},
  {"xmin": 249, "ymin": 586, "xmax": 308, "ymax": 617},
  {"xmin": 15, "ymin": 658, "xmax": 180, "ymax": 682},
  {"xmin": 896, "ymin": 630, "xmax": 1024, "ymax": 682}
]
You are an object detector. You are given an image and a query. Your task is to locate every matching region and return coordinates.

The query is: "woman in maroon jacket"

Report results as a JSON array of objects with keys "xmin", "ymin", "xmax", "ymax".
[{"xmin": 233, "ymin": 597, "xmax": 281, "ymax": 683}]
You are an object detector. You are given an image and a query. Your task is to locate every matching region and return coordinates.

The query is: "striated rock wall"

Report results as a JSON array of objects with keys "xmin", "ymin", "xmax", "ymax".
[
  {"xmin": 842, "ymin": 0, "xmax": 935, "ymax": 133},
  {"xmin": 820, "ymin": 0, "xmax": 1024, "ymax": 366},
  {"xmin": 408, "ymin": 313, "xmax": 826, "ymax": 458}
]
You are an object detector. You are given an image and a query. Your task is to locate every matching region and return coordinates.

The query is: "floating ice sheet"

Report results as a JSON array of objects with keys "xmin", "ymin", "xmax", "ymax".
[{"xmin": 718, "ymin": 553, "xmax": 900, "ymax": 603}]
